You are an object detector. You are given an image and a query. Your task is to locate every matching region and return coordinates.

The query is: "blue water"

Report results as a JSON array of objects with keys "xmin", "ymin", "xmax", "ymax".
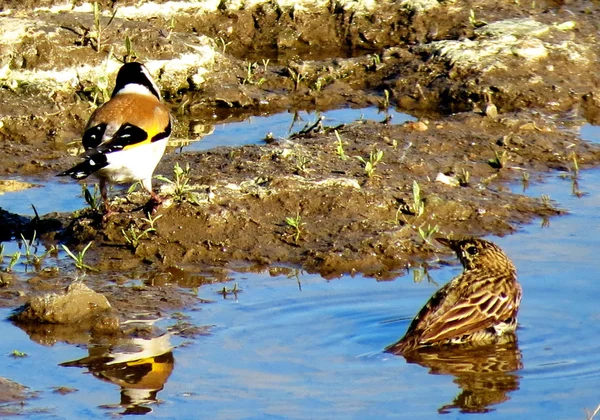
[
  {"xmin": 0, "ymin": 178, "xmax": 84, "ymax": 216},
  {"xmin": 185, "ymin": 106, "xmax": 414, "ymax": 151},
  {"xmin": 0, "ymin": 118, "xmax": 599, "ymax": 418}
]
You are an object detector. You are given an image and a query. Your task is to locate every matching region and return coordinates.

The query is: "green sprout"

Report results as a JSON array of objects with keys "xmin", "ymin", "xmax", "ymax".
[
  {"xmin": 356, "ymin": 149, "xmax": 384, "ymax": 178},
  {"xmin": 411, "ymin": 180, "xmax": 425, "ymax": 218},
  {"xmin": 124, "ymin": 35, "xmax": 137, "ymax": 63},
  {"xmin": 241, "ymin": 62, "xmax": 265, "ymax": 86},
  {"xmin": 14, "ymin": 231, "xmax": 57, "ymax": 269},
  {"xmin": 122, "ymin": 225, "xmax": 150, "ymax": 250},
  {"xmin": 521, "ymin": 171, "xmax": 530, "ymax": 191},
  {"xmin": 262, "ymin": 58, "xmax": 270, "ymax": 73},
  {"xmin": 457, "ymin": 168, "xmax": 470, "ymax": 187},
  {"xmin": 83, "ymin": 183, "xmax": 102, "ymax": 211},
  {"xmin": 295, "ymin": 155, "xmax": 310, "ymax": 173},
  {"xmin": 61, "ymin": 242, "xmax": 95, "ymax": 272},
  {"xmin": 162, "ymin": 16, "xmax": 176, "ymax": 39},
  {"xmin": 488, "ymin": 150, "xmax": 508, "ymax": 169},
  {"xmin": 127, "ymin": 181, "xmax": 142, "ymax": 194},
  {"xmin": 5, "ymin": 252, "xmax": 20, "ymax": 273},
  {"xmin": 287, "ymin": 68, "xmax": 305, "ymax": 90},
  {"xmin": 334, "ymin": 130, "xmax": 347, "ymax": 161},
  {"xmin": 92, "ymin": 2, "xmax": 118, "ymax": 53},
  {"xmin": 369, "ymin": 53, "xmax": 381, "ymax": 70},
  {"xmin": 394, "ymin": 181, "xmax": 427, "ymax": 225},
  {"xmin": 176, "ymin": 98, "xmax": 190, "ymax": 116},
  {"xmin": 379, "ymin": 89, "xmax": 390, "ymax": 109},
  {"xmin": 312, "ymin": 77, "xmax": 323, "ymax": 92},
  {"xmin": 218, "ymin": 282, "xmax": 239, "ymax": 299},
  {"xmin": 141, "ymin": 213, "xmax": 163, "ymax": 230},
  {"xmin": 285, "ymin": 213, "xmax": 305, "ymax": 244},
  {"xmin": 10, "ymin": 350, "xmax": 27, "ymax": 358},
  {"xmin": 418, "ymin": 224, "xmax": 439, "ymax": 245},
  {"xmin": 541, "ymin": 194, "xmax": 551, "ymax": 207},
  {"xmin": 570, "ymin": 151, "xmax": 580, "ymax": 178},
  {"xmin": 216, "ymin": 37, "xmax": 232, "ymax": 54},
  {"xmin": 155, "ymin": 163, "xmax": 199, "ymax": 204},
  {"xmin": 122, "ymin": 214, "xmax": 161, "ymax": 250},
  {"xmin": 76, "ymin": 54, "xmax": 112, "ymax": 107},
  {"xmin": 469, "ymin": 9, "xmax": 488, "ymax": 28},
  {"xmin": 20, "ymin": 232, "xmax": 36, "ymax": 260}
]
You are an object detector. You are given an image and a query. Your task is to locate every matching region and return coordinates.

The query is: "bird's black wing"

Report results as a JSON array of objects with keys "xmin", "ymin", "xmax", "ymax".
[{"xmin": 87, "ymin": 123, "xmax": 149, "ymax": 155}]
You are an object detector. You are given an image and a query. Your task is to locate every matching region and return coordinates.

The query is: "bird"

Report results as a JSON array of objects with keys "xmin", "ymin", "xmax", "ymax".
[
  {"xmin": 385, "ymin": 237, "xmax": 521, "ymax": 355},
  {"xmin": 58, "ymin": 62, "xmax": 172, "ymax": 215}
]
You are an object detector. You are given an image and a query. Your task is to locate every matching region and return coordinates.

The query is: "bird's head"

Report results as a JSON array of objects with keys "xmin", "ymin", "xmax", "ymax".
[
  {"xmin": 435, "ymin": 237, "xmax": 516, "ymax": 273},
  {"xmin": 112, "ymin": 62, "xmax": 162, "ymax": 101}
]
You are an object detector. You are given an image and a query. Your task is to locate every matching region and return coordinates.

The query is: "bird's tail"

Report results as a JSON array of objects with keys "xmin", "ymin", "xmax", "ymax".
[
  {"xmin": 384, "ymin": 334, "xmax": 420, "ymax": 355},
  {"xmin": 57, "ymin": 155, "xmax": 108, "ymax": 180}
]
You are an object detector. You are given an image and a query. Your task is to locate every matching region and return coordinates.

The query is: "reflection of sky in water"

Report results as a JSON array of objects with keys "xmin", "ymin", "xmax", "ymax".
[
  {"xmin": 185, "ymin": 106, "xmax": 414, "ymax": 151},
  {"xmin": 0, "ymin": 120, "xmax": 599, "ymax": 417},
  {"xmin": 0, "ymin": 179, "xmax": 83, "ymax": 216},
  {"xmin": 580, "ymin": 123, "xmax": 600, "ymax": 144},
  {"xmin": 495, "ymin": 170, "xmax": 600, "ymax": 416}
]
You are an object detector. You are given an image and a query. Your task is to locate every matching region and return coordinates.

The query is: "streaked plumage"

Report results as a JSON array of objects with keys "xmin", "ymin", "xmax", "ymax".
[
  {"xmin": 386, "ymin": 238, "xmax": 521, "ymax": 355},
  {"xmin": 58, "ymin": 62, "xmax": 171, "ymax": 213}
]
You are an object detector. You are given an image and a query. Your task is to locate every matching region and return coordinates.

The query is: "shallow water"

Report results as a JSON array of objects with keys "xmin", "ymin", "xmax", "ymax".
[
  {"xmin": 183, "ymin": 106, "xmax": 413, "ymax": 151},
  {"xmin": 0, "ymin": 118, "xmax": 599, "ymax": 418}
]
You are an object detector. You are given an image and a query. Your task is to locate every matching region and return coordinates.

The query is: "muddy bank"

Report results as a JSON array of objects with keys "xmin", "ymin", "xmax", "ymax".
[{"xmin": 59, "ymin": 110, "xmax": 591, "ymax": 279}]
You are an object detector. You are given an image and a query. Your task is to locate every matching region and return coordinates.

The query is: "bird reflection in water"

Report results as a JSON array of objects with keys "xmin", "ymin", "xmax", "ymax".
[
  {"xmin": 403, "ymin": 339, "xmax": 522, "ymax": 414},
  {"xmin": 60, "ymin": 330, "xmax": 174, "ymax": 415}
]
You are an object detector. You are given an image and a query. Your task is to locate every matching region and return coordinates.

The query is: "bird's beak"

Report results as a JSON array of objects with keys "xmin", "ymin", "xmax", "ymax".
[
  {"xmin": 435, "ymin": 237, "xmax": 452, "ymax": 247},
  {"xmin": 435, "ymin": 237, "xmax": 458, "ymax": 251}
]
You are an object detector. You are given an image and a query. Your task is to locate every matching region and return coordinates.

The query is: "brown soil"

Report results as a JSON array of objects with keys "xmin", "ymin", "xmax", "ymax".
[{"xmin": 1, "ymin": 0, "xmax": 600, "ymax": 327}]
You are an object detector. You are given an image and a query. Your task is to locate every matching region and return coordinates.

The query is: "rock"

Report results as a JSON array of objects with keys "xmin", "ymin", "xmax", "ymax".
[{"xmin": 10, "ymin": 282, "xmax": 111, "ymax": 324}]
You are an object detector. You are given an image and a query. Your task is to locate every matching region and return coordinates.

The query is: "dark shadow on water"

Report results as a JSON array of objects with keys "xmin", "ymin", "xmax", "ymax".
[{"xmin": 403, "ymin": 340, "xmax": 522, "ymax": 414}]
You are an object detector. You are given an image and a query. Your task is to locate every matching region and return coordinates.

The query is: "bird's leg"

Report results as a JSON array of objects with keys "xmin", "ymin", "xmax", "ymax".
[
  {"xmin": 100, "ymin": 180, "xmax": 115, "ymax": 221},
  {"xmin": 142, "ymin": 178, "xmax": 163, "ymax": 214}
]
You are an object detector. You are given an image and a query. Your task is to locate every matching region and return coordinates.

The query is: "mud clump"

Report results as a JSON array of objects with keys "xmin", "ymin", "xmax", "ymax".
[{"xmin": 10, "ymin": 282, "xmax": 117, "ymax": 330}]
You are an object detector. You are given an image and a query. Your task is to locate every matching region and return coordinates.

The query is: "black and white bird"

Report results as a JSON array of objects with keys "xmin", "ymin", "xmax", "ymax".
[{"xmin": 58, "ymin": 62, "xmax": 171, "ymax": 214}]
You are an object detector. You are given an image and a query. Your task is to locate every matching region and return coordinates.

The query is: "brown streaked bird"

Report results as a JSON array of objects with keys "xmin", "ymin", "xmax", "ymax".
[
  {"xmin": 57, "ymin": 62, "xmax": 172, "ymax": 214},
  {"xmin": 385, "ymin": 238, "xmax": 521, "ymax": 355}
]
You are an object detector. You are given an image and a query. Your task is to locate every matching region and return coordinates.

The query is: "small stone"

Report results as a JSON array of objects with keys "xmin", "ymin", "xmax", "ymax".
[
  {"xmin": 406, "ymin": 121, "xmax": 428, "ymax": 131},
  {"xmin": 435, "ymin": 172, "xmax": 460, "ymax": 187}
]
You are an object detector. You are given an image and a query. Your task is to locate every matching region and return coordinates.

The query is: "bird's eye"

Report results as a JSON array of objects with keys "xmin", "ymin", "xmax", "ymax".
[{"xmin": 466, "ymin": 246, "xmax": 478, "ymax": 256}]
